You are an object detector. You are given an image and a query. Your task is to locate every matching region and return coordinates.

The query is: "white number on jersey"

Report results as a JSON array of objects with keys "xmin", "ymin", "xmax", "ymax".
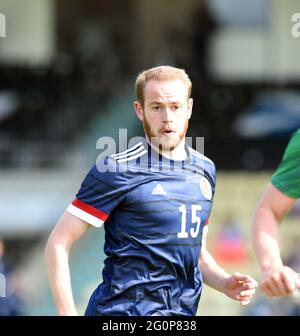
[{"xmin": 177, "ymin": 204, "xmax": 202, "ymax": 239}]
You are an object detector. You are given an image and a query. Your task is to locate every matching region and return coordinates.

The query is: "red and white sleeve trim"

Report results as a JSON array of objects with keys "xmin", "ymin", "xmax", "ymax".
[
  {"xmin": 203, "ymin": 218, "xmax": 209, "ymax": 234},
  {"xmin": 66, "ymin": 198, "xmax": 109, "ymax": 228}
]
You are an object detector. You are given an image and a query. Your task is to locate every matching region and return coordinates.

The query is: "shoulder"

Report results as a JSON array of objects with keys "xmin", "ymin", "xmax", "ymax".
[
  {"xmin": 285, "ymin": 129, "xmax": 300, "ymax": 154},
  {"xmin": 291, "ymin": 128, "xmax": 300, "ymax": 140},
  {"xmin": 271, "ymin": 129, "xmax": 300, "ymax": 198},
  {"xmin": 276, "ymin": 129, "xmax": 300, "ymax": 166},
  {"xmin": 94, "ymin": 140, "xmax": 148, "ymax": 178},
  {"xmin": 189, "ymin": 147, "xmax": 216, "ymax": 175},
  {"xmin": 109, "ymin": 140, "xmax": 148, "ymax": 166},
  {"xmin": 86, "ymin": 155, "xmax": 128, "ymax": 189}
]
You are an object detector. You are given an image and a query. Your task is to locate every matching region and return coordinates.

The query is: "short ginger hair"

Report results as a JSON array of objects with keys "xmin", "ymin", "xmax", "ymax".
[{"xmin": 135, "ymin": 65, "xmax": 192, "ymax": 106}]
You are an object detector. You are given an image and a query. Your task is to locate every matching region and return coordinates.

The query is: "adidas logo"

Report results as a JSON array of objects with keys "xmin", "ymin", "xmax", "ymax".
[{"xmin": 152, "ymin": 184, "xmax": 167, "ymax": 195}]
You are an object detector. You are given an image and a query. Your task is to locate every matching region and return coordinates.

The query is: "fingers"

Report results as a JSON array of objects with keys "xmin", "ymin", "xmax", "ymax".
[
  {"xmin": 234, "ymin": 273, "xmax": 258, "ymax": 288},
  {"xmin": 236, "ymin": 291, "xmax": 255, "ymax": 306},
  {"xmin": 281, "ymin": 272, "xmax": 297, "ymax": 295},
  {"xmin": 240, "ymin": 289, "xmax": 256, "ymax": 297},
  {"xmin": 224, "ymin": 273, "xmax": 257, "ymax": 305},
  {"xmin": 242, "ymin": 281, "xmax": 258, "ymax": 289},
  {"xmin": 260, "ymin": 267, "xmax": 299, "ymax": 297},
  {"xmin": 268, "ymin": 274, "xmax": 287, "ymax": 296},
  {"xmin": 260, "ymin": 282, "xmax": 275, "ymax": 297},
  {"xmin": 236, "ymin": 288, "xmax": 256, "ymax": 300},
  {"xmin": 240, "ymin": 299, "xmax": 251, "ymax": 306},
  {"xmin": 236, "ymin": 283, "xmax": 257, "ymax": 306},
  {"xmin": 260, "ymin": 279, "xmax": 282, "ymax": 297}
]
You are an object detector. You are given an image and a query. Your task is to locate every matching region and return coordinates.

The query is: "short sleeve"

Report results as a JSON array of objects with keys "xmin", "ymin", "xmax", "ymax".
[
  {"xmin": 210, "ymin": 161, "xmax": 217, "ymax": 196},
  {"xmin": 203, "ymin": 158, "xmax": 217, "ymax": 230},
  {"xmin": 67, "ymin": 160, "xmax": 128, "ymax": 227},
  {"xmin": 271, "ymin": 130, "xmax": 300, "ymax": 198}
]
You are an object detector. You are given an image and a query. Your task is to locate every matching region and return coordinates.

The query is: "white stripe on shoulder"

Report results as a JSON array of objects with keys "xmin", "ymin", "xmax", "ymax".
[
  {"xmin": 67, "ymin": 204, "xmax": 104, "ymax": 228},
  {"xmin": 190, "ymin": 148, "xmax": 214, "ymax": 165},
  {"xmin": 111, "ymin": 142, "xmax": 143, "ymax": 158},
  {"xmin": 117, "ymin": 149, "xmax": 148, "ymax": 163},
  {"xmin": 198, "ymin": 153, "xmax": 214, "ymax": 165},
  {"xmin": 112, "ymin": 145, "xmax": 145, "ymax": 160}
]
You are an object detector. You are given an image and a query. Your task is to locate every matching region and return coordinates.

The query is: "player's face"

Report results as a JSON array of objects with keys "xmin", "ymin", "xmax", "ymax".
[{"xmin": 135, "ymin": 80, "xmax": 193, "ymax": 152}]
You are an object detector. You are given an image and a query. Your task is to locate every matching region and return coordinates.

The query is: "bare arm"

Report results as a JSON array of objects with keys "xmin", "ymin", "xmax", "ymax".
[
  {"xmin": 199, "ymin": 228, "xmax": 230, "ymax": 292},
  {"xmin": 45, "ymin": 211, "xmax": 91, "ymax": 315},
  {"xmin": 199, "ymin": 227, "xmax": 257, "ymax": 305},
  {"xmin": 252, "ymin": 182, "xmax": 299, "ymax": 296}
]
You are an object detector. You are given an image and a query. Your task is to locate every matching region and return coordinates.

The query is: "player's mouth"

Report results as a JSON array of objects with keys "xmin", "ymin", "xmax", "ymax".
[{"xmin": 161, "ymin": 128, "xmax": 175, "ymax": 135}]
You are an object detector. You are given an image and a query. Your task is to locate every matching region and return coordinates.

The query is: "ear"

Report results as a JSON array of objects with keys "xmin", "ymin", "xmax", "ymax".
[
  {"xmin": 187, "ymin": 98, "xmax": 193, "ymax": 119},
  {"xmin": 134, "ymin": 101, "xmax": 144, "ymax": 122}
]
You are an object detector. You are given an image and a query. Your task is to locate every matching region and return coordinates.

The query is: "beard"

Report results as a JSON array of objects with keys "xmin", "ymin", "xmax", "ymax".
[{"xmin": 143, "ymin": 115, "xmax": 188, "ymax": 153}]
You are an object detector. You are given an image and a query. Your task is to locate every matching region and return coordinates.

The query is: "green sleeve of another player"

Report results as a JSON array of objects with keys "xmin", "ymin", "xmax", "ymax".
[{"xmin": 271, "ymin": 129, "xmax": 300, "ymax": 199}]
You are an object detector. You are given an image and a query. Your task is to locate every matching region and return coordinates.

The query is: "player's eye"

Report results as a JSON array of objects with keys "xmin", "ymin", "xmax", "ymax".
[
  {"xmin": 152, "ymin": 105, "xmax": 161, "ymax": 111},
  {"xmin": 171, "ymin": 105, "xmax": 181, "ymax": 111}
]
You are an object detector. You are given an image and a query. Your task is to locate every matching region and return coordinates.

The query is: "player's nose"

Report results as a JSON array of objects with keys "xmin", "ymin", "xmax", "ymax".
[{"xmin": 161, "ymin": 107, "xmax": 173, "ymax": 123}]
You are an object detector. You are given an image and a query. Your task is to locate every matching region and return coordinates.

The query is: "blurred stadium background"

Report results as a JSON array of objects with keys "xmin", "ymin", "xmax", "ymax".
[{"xmin": 1, "ymin": 0, "xmax": 300, "ymax": 316}]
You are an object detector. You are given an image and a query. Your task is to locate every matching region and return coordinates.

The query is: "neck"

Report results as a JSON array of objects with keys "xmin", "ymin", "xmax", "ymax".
[{"xmin": 146, "ymin": 137, "xmax": 187, "ymax": 161}]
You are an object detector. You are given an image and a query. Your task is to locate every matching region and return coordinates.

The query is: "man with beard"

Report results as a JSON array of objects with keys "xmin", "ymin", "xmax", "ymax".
[{"xmin": 45, "ymin": 66, "xmax": 257, "ymax": 316}]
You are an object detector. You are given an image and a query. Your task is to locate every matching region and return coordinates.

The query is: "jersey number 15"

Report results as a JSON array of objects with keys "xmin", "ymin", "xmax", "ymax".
[{"xmin": 177, "ymin": 204, "xmax": 202, "ymax": 239}]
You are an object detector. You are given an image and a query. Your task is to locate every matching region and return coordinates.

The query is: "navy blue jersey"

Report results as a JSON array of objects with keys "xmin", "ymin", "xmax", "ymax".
[{"xmin": 67, "ymin": 138, "xmax": 216, "ymax": 316}]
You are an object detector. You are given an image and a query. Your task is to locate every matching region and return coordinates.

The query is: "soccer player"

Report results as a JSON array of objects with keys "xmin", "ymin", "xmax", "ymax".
[
  {"xmin": 45, "ymin": 65, "xmax": 257, "ymax": 316},
  {"xmin": 252, "ymin": 129, "xmax": 300, "ymax": 297}
]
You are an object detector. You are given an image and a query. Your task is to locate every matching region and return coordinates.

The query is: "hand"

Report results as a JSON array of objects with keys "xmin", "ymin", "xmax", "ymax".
[
  {"xmin": 260, "ymin": 265, "xmax": 300, "ymax": 297},
  {"xmin": 224, "ymin": 272, "xmax": 258, "ymax": 306}
]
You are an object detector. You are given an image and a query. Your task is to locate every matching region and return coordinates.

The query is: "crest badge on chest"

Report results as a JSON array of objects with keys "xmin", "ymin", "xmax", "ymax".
[{"xmin": 199, "ymin": 176, "xmax": 212, "ymax": 200}]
